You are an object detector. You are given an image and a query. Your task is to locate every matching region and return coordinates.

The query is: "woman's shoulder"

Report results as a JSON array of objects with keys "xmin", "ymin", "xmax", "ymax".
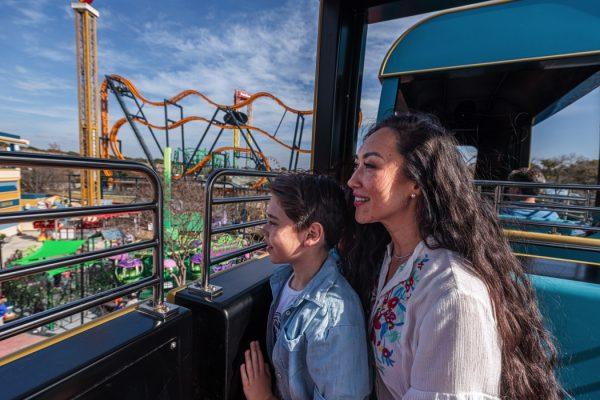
[{"xmin": 416, "ymin": 247, "xmax": 494, "ymax": 314}]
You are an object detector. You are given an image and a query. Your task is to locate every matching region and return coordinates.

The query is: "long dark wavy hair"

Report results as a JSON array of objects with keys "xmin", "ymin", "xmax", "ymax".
[{"xmin": 341, "ymin": 112, "xmax": 562, "ymax": 399}]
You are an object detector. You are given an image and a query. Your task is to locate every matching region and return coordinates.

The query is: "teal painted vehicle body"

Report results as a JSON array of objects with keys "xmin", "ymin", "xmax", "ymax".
[
  {"xmin": 378, "ymin": 0, "xmax": 600, "ymax": 120},
  {"xmin": 532, "ymin": 275, "xmax": 600, "ymax": 399},
  {"xmin": 380, "ymin": 0, "xmax": 600, "ymax": 77}
]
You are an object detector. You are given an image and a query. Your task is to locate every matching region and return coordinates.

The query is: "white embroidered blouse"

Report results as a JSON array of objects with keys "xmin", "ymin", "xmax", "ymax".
[{"xmin": 369, "ymin": 241, "xmax": 502, "ymax": 400}]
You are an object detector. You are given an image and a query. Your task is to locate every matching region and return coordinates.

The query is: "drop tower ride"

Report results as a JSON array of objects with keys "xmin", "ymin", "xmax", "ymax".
[{"xmin": 71, "ymin": 0, "xmax": 101, "ymax": 206}]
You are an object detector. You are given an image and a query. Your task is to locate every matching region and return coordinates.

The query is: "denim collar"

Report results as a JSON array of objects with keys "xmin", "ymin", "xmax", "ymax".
[{"xmin": 269, "ymin": 249, "xmax": 340, "ymax": 309}]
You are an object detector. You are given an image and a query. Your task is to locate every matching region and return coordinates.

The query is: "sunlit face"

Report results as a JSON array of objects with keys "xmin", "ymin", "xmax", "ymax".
[
  {"xmin": 262, "ymin": 195, "xmax": 304, "ymax": 264},
  {"xmin": 347, "ymin": 128, "xmax": 420, "ymax": 225}
]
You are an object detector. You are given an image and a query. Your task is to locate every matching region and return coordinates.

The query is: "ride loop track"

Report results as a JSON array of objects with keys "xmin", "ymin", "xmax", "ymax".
[{"xmin": 100, "ymin": 74, "xmax": 312, "ymax": 185}]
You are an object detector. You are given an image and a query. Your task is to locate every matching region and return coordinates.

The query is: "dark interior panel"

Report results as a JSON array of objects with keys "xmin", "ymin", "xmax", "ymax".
[
  {"xmin": 398, "ymin": 59, "xmax": 600, "ymax": 179},
  {"xmin": 175, "ymin": 257, "xmax": 278, "ymax": 400},
  {"xmin": 1, "ymin": 307, "xmax": 193, "ymax": 400}
]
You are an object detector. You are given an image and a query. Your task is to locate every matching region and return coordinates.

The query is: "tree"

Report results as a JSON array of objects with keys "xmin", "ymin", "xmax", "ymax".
[
  {"xmin": 163, "ymin": 180, "xmax": 205, "ymax": 287},
  {"xmin": 533, "ymin": 154, "xmax": 598, "ymax": 185}
]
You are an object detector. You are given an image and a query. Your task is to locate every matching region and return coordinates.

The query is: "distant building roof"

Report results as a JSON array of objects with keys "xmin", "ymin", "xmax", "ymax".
[
  {"xmin": 0, "ymin": 131, "xmax": 29, "ymax": 146},
  {"xmin": 100, "ymin": 229, "xmax": 125, "ymax": 241}
]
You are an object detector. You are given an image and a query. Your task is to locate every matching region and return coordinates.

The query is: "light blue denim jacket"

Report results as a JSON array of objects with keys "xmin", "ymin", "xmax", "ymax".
[{"xmin": 266, "ymin": 250, "xmax": 370, "ymax": 400}]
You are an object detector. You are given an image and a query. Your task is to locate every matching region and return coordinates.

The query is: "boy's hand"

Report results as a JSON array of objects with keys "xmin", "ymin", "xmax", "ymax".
[{"xmin": 240, "ymin": 341, "xmax": 277, "ymax": 400}]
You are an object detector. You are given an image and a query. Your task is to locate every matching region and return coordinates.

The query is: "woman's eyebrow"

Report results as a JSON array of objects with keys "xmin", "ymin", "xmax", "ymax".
[{"xmin": 362, "ymin": 151, "xmax": 384, "ymax": 160}]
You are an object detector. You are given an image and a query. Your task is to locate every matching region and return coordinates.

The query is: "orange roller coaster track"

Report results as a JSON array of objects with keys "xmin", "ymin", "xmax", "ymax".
[{"xmin": 100, "ymin": 74, "xmax": 313, "ymax": 178}]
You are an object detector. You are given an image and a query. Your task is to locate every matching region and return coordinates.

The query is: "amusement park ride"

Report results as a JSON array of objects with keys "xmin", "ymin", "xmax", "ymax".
[
  {"xmin": 0, "ymin": 0, "xmax": 598, "ymax": 399},
  {"xmin": 72, "ymin": 0, "xmax": 101, "ymax": 206},
  {"xmin": 74, "ymin": 0, "xmax": 312, "ymax": 207},
  {"xmin": 99, "ymin": 74, "xmax": 312, "ymax": 181}
]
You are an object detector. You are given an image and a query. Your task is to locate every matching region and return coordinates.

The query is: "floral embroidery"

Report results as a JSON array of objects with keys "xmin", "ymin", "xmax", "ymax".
[{"xmin": 371, "ymin": 254, "xmax": 429, "ymax": 372}]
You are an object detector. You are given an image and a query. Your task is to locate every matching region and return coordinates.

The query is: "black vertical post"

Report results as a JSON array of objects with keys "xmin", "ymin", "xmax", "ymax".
[
  {"xmin": 0, "ymin": 240, "xmax": 4, "ymax": 270},
  {"xmin": 80, "ymin": 263, "xmax": 84, "ymax": 324},
  {"xmin": 311, "ymin": 0, "xmax": 367, "ymax": 182},
  {"xmin": 595, "ymin": 122, "xmax": 600, "ymax": 213},
  {"xmin": 68, "ymin": 174, "xmax": 73, "ymax": 206}
]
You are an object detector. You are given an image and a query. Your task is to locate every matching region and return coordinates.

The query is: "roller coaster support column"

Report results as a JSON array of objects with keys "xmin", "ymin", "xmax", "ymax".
[
  {"xmin": 226, "ymin": 110, "xmax": 267, "ymax": 171},
  {"xmin": 72, "ymin": 1, "xmax": 101, "ymax": 206},
  {"xmin": 182, "ymin": 108, "xmax": 220, "ymax": 175},
  {"xmin": 164, "ymin": 100, "xmax": 185, "ymax": 166},
  {"xmin": 105, "ymin": 77, "xmax": 157, "ymax": 170}
]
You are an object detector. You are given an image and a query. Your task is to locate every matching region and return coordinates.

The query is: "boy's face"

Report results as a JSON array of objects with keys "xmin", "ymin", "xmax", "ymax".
[{"xmin": 262, "ymin": 196, "xmax": 304, "ymax": 264}]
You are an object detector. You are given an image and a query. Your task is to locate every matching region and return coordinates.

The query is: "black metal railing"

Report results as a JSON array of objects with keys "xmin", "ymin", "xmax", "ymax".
[
  {"xmin": 188, "ymin": 168, "xmax": 278, "ymax": 298},
  {"xmin": 0, "ymin": 152, "xmax": 177, "ymax": 341},
  {"xmin": 475, "ymin": 180, "xmax": 600, "ymax": 251}
]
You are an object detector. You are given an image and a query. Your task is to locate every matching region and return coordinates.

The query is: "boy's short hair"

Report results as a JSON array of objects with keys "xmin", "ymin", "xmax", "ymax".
[
  {"xmin": 269, "ymin": 173, "xmax": 347, "ymax": 249},
  {"xmin": 508, "ymin": 167, "xmax": 546, "ymax": 196}
]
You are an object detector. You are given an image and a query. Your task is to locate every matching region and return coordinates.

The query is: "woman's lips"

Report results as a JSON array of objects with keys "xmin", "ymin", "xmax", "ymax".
[{"xmin": 353, "ymin": 196, "xmax": 370, "ymax": 207}]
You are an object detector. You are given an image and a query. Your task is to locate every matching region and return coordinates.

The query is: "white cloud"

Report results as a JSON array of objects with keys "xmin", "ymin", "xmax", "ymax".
[
  {"xmin": 18, "ymin": 31, "xmax": 73, "ymax": 64},
  {"xmin": 6, "ymin": 0, "xmax": 52, "ymax": 26},
  {"xmin": 13, "ymin": 73, "xmax": 72, "ymax": 92},
  {"xmin": 103, "ymin": 0, "xmax": 319, "ymax": 168},
  {"xmin": 0, "ymin": 104, "xmax": 76, "ymax": 119}
]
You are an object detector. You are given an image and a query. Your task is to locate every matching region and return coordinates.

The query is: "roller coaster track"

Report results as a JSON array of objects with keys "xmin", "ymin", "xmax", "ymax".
[
  {"xmin": 177, "ymin": 146, "xmax": 270, "ymax": 189},
  {"xmin": 104, "ymin": 74, "xmax": 313, "ymax": 115},
  {"xmin": 100, "ymin": 75, "xmax": 312, "ymax": 180}
]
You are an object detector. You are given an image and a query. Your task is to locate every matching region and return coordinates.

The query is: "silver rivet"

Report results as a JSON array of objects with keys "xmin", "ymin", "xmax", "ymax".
[{"xmin": 170, "ymin": 341, "xmax": 177, "ymax": 350}]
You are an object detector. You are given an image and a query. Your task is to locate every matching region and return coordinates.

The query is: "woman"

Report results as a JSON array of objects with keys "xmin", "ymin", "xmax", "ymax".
[{"xmin": 343, "ymin": 112, "xmax": 562, "ymax": 399}]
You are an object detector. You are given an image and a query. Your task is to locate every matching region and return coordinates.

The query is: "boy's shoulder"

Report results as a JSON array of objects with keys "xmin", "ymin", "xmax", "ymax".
[{"xmin": 320, "ymin": 267, "xmax": 364, "ymax": 325}]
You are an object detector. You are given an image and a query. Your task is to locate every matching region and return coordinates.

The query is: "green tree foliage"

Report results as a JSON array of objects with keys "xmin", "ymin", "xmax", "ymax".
[{"xmin": 533, "ymin": 154, "xmax": 598, "ymax": 184}]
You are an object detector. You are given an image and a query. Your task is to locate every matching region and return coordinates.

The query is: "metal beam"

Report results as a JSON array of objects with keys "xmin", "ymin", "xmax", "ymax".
[{"xmin": 311, "ymin": 0, "xmax": 367, "ymax": 181}]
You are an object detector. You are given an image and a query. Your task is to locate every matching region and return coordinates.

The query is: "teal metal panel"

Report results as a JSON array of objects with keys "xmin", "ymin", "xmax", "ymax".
[
  {"xmin": 381, "ymin": 0, "xmax": 600, "ymax": 77},
  {"xmin": 531, "ymin": 275, "xmax": 600, "ymax": 399},
  {"xmin": 377, "ymin": 77, "xmax": 399, "ymax": 121}
]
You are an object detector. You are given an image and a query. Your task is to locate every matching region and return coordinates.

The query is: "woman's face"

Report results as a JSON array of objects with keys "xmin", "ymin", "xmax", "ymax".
[{"xmin": 347, "ymin": 127, "xmax": 420, "ymax": 225}]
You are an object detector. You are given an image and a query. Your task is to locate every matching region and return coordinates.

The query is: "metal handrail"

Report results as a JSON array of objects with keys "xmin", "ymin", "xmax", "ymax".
[
  {"xmin": 496, "ymin": 202, "xmax": 595, "ymax": 213},
  {"xmin": 498, "ymin": 217, "xmax": 600, "ymax": 233},
  {"xmin": 474, "ymin": 179, "xmax": 600, "ymax": 243},
  {"xmin": 474, "ymin": 180, "xmax": 600, "ymax": 190},
  {"xmin": 0, "ymin": 152, "xmax": 177, "ymax": 342},
  {"xmin": 188, "ymin": 168, "xmax": 279, "ymax": 298},
  {"xmin": 0, "ymin": 240, "xmax": 156, "ymax": 282}
]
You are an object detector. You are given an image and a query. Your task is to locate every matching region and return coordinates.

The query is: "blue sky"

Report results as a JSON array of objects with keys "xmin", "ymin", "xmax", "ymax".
[{"xmin": 0, "ymin": 0, "xmax": 598, "ymax": 169}]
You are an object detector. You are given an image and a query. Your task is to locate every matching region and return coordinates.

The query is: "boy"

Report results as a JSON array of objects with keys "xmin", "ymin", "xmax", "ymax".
[{"xmin": 241, "ymin": 173, "xmax": 370, "ymax": 400}]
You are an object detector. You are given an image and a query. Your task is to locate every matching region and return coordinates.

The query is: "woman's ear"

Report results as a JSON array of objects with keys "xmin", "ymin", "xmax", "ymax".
[
  {"xmin": 411, "ymin": 182, "xmax": 422, "ymax": 197},
  {"xmin": 303, "ymin": 222, "xmax": 325, "ymax": 248}
]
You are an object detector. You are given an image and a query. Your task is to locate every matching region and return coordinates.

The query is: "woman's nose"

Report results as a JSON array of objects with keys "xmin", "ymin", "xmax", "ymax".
[{"xmin": 347, "ymin": 168, "xmax": 360, "ymax": 189}]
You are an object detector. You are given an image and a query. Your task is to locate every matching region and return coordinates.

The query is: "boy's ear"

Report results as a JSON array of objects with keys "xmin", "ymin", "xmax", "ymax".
[{"xmin": 303, "ymin": 222, "xmax": 325, "ymax": 248}]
